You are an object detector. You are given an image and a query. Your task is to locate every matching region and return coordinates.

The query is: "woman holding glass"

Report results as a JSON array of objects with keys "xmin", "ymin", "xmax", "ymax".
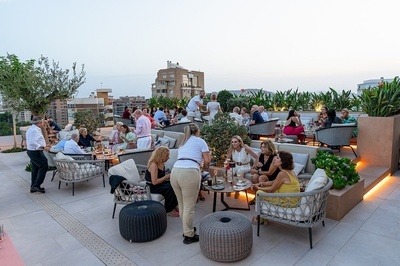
[{"xmin": 226, "ymin": 135, "xmax": 259, "ymax": 198}]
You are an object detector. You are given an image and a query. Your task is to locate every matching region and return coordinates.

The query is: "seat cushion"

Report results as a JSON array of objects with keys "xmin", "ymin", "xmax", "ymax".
[
  {"xmin": 55, "ymin": 152, "xmax": 75, "ymax": 161},
  {"xmin": 292, "ymin": 153, "xmax": 309, "ymax": 174},
  {"xmin": 293, "ymin": 163, "xmax": 306, "ymax": 176},
  {"xmin": 162, "ymin": 135, "xmax": 177, "ymax": 149}
]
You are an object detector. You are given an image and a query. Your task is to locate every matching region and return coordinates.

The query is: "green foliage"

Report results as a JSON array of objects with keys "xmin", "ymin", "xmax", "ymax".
[
  {"xmin": 201, "ymin": 112, "xmax": 250, "ymax": 167},
  {"xmin": 216, "ymin": 90, "xmax": 233, "ymax": 112},
  {"xmin": 2, "ymin": 147, "xmax": 25, "ymax": 153},
  {"xmin": 73, "ymin": 109, "xmax": 102, "ymax": 135},
  {"xmin": 148, "ymin": 95, "xmax": 189, "ymax": 109},
  {"xmin": 359, "ymin": 77, "xmax": 400, "ymax": 117},
  {"xmin": 0, "ymin": 54, "xmax": 85, "ymax": 116},
  {"xmin": 226, "ymin": 97, "xmax": 250, "ymax": 112},
  {"xmin": 311, "ymin": 150, "xmax": 360, "ymax": 189}
]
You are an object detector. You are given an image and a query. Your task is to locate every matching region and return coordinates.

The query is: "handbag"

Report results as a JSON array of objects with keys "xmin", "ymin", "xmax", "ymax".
[{"xmin": 126, "ymin": 142, "xmax": 137, "ymax": 149}]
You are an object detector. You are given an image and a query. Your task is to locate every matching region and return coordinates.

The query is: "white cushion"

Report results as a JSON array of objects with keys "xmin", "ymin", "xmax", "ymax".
[
  {"xmin": 158, "ymin": 137, "xmax": 170, "ymax": 147},
  {"xmin": 293, "ymin": 163, "xmax": 306, "ymax": 176},
  {"xmin": 292, "ymin": 153, "xmax": 309, "ymax": 174},
  {"xmin": 55, "ymin": 152, "xmax": 75, "ymax": 161},
  {"xmin": 305, "ymin": 168, "xmax": 328, "ymax": 192},
  {"xmin": 108, "ymin": 158, "xmax": 140, "ymax": 183}
]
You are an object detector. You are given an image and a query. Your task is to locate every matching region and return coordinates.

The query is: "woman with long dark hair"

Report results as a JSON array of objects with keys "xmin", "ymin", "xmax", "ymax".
[{"xmin": 282, "ymin": 110, "xmax": 305, "ymax": 143}]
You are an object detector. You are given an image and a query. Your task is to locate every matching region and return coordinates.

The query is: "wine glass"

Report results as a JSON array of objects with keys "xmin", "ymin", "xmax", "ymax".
[{"xmin": 213, "ymin": 169, "xmax": 218, "ymax": 178}]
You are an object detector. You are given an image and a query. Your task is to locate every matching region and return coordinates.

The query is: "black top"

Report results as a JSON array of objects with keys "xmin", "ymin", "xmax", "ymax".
[
  {"xmin": 287, "ymin": 117, "xmax": 297, "ymax": 127},
  {"xmin": 78, "ymin": 134, "xmax": 96, "ymax": 148},
  {"xmin": 49, "ymin": 121, "xmax": 62, "ymax": 131},
  {"xmin": 259, "ymin": 154, "xmax": 280, "ymax": 181},
  {"xmin": 145, "ymin": 167, "xmax": 165, "ymax": 185},
  {"xmin": 325, "ymin": 117, "xmax": 342, "ymax": 128}
]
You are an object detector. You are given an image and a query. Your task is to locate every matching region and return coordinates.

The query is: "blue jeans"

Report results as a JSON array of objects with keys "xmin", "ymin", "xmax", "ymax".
[{"xmin": 27, "ymin": 150, "xmax": 48, "ymax": 188}]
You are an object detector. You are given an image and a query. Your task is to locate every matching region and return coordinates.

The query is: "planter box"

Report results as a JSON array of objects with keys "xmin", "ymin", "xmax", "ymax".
[{"xmin": 326, "ymin": 178, "xmax": 364, "ymax": 220}]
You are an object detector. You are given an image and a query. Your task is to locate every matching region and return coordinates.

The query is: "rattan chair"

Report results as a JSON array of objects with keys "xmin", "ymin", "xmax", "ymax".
[
  {"xmin": 53, "ymin": 156, "xmax": 105, "ymax": 196},
  {"xmin": 256, "ymin": 174, "xmax": 333, "ymax": 249},
  {"xmin": 249, "ymin": 118, "xmax": 278, "ymax": 137},
  {"xmin": 108, "ymin": 159, "xmax": 165, "ymax": 218},
  {"xmin": 315, "ymin": 125, "xmax": 357, "ymax": 157}
]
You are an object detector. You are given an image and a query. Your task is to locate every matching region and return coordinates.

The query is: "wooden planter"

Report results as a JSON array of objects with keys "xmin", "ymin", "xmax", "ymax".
[{"xmin": 326, "ymin": 178, "xmax": 364, "ymax": 220}]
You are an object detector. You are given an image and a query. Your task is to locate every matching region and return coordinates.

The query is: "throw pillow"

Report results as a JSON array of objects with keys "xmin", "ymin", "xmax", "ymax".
[
  {"xmin": 162, "ymin": 135, "xmax": 177, "ymax": 149},
  {"xmin": 55, "ymin": 152, "xmax": 75, "ymax": 161},
  {"xmin": 293, "ymin": 163, "xmax": 306, "ymax": 176},
  {"xmin": 292, "ymin": 153, "xmax": 309, "ymax": 174},
  {"xmin": 305, "ymin": 168, "xmax": 328, "ymax": 192},
  {"xmin": 158, "ymin": 137, "xmax": 170, "ymax": 147},
  {"xmin": 108, "ymin": 158, "xmax": 140, "ymax": 183}
]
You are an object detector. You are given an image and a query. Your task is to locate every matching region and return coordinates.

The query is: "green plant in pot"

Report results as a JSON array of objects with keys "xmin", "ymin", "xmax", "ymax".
[
  {"xmin": 201, "ymin": 112, "xmax": 251, "ymax": 167},
  {"xmin": 311, "ymin": 150, "xmax": 360, "ymax": 189}
]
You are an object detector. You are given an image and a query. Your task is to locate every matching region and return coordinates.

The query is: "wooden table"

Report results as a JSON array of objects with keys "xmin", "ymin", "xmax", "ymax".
[
  {"xmin": 204, "ymin": 177, "xmax": 252, "ymax": 212},
  {"xmin": 94, "ymin": 153, "xmax": 119, "ymax": 170}
]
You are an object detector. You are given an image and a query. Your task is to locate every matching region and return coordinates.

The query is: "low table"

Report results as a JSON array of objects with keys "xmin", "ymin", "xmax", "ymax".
[
  {"xmin": 205, "ymin": 177, "xmax": 252, "ymax": 212},
  {"xmin": 95, "ymin": 153, "xmax": 119, "ymax": 170}
]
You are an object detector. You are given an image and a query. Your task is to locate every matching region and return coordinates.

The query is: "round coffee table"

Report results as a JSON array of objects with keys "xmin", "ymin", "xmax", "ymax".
[{"xmin": 205, "ymin": 177, "xmax": 252, "ymax": 212}]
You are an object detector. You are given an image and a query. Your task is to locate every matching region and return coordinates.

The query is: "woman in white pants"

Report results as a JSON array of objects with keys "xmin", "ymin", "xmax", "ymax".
[{"xmin": 170, "ymin": 123, "xmax": 210, "ymax": 244}]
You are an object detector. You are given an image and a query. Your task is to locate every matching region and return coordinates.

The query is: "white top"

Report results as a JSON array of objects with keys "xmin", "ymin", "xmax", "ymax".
[
  {"xmin": 64, "ymin": 139, "xmax": 86, "ymax": 154},
  {"xmin": 26, "ymin": 125, "xmax": 46, "ymax": 151},
  {"xmin": 229, "ymin": 112, "xmax": 243, "ymax": 125},
  {"xmin": 187, "ymin": 95, "xmax": 203, "ymax": 111},
  {"xmin": 173, "ymin": 136, "xmax": 209, "ymax": 169},
  {"xmin": 206, "ymin": 101, "xmax": 221, "ymax": 119},
  {"xmin": 231, "ymin": 147, "xmax": 252, "ymax": 174},
  {"xmin": 261, "ymin": 111, "xmax": 269, "ymax": 121},
  {"xmin": 179, "ymin": 116, "xmax": 190, "ymax": 123}
]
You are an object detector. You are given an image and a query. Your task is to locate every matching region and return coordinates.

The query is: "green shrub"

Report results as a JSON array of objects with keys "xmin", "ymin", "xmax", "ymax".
[{"xmin": 311, "ymin": 150, "xmax": 360, "ymax": 189}]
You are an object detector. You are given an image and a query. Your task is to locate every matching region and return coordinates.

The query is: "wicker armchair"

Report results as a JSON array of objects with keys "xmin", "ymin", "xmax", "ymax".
[
  {"xmin": 48, "ymin": 151, "xmax": 93, "ymax": 181},
  {"xmin": 53, "ymin": 156, "xmax": 105, "ymax": 196},
  {"xmin": 249, "ymin": 118, "xmax": 278, "ymax": 137},
  {"xmin": 108, "ymin": 159, "xmax": 165, "ymax": 218},
  {"xmin": 256, "ymin": 171, "xmax": 333, "ymax": 249},
  {"xmin": 315, "ymin": 125, "xmax": 357, "ymax": 157}
]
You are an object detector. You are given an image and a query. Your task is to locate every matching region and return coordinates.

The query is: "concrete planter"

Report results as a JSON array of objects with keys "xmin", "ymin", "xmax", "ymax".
[{"xmin": 326, "ymin": 178, "xmax": 365, "ymax": 220}]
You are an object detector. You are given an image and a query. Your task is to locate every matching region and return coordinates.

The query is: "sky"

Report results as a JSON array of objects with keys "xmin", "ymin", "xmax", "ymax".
[{"xmin": 1, "ymin": 0, "xmax": 400, "ymax": 99}]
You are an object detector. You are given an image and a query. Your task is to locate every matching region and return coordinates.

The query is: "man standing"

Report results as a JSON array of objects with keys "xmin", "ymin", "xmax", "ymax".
[
  {"xmin": 186, "ymin": 90, "xmax": 206, "ymax": 119},
  {"xmin": 26, "ymin": 116, "xmax": 50, "ymax": 193},
  {"xmin": 133, "ymin": 109, "xmax": 152, "ymax": 149},
  {"xmin": 259, "ymin": 106, "xmax": 269, "ymax": 121}
]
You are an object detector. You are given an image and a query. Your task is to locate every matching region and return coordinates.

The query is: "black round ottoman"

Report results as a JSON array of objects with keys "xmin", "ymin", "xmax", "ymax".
[
  {"xmin": 119, "ymin": 200, "xmax": 167, "ymax": 242},
  {"xmin": 200, "ymin": 211, "xmax": 252, "ymax": 262}
]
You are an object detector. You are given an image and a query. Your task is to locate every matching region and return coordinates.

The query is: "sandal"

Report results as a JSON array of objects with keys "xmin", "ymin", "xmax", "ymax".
[
  {"xmin": 199, "ymin": 195, "xmax": 205, "ymax": 201},
  {"xmin": 251, "ymin": 216, "xmax": 267, "ymax": 225}
]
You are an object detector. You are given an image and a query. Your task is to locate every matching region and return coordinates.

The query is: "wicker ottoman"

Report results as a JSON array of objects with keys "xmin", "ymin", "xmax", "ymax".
[
  {"xmin": 200, "ymin": 211, "xmax": 252, "ymax": 262},
  {"xmin": 119, "ymin": 200, "xmax": 167, "ymax": 242}
]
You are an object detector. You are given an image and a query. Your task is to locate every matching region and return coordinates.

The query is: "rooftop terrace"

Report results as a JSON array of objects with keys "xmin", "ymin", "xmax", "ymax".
[{"xmin": 1, "ymin": 135, "xmax": 399, "ymax": 265}]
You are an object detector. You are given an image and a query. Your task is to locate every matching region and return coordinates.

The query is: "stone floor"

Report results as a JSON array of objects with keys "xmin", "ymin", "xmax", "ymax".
[{"xmin": 1, "ymin": 148, "xmax": 400, "ymax": 265}]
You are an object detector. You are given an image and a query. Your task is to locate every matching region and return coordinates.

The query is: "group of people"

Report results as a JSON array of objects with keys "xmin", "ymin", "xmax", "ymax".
[{"xmin": 142, "ymin": 120, "xmax": 304, "ymax": 244}]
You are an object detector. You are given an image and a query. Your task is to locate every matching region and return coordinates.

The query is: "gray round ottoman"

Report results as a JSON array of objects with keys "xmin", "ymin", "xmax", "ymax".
[
  {"xmin": 200, "ymin": 211, "xmax": 252, "ymax": 262},
  {"xmin": 119, "ymin": 200, "xmax": 167, "ymax": 242}
]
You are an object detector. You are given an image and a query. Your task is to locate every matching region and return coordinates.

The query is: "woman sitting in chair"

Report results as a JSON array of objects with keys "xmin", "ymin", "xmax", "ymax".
[
  {"xmin": 282, "ymin": 110, "xmax": 305, "ymax": 144},
  {"xmin": 252, "ymin": 151, "xmax": 300, "ymax": 224},
  {"xmin": 117, "ymin": 125, "xmax": 135, "ymax": 150},
  {"xmin": 145, "ymin": 146, "xmax": 179, "ymax": 217},
  {"xmin": 78, "ymin": 127, "xmax": 102, "ymax": 148}
]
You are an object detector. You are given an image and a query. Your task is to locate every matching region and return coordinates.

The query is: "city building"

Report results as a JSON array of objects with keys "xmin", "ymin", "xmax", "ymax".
[
  {"xmin": 113, "ymin": 96, "xmax": 147, "ymax": 116},
  {"xmin": 357, "ymin": 76, "xmax": 398, "ymax": 94},
  {"xmin": 151, "ymin": 61, "xmax": 204, "ymax": 99},
  {"xmin": 46, "ymin": 99, "xmax": 68, "ymax": 128}
]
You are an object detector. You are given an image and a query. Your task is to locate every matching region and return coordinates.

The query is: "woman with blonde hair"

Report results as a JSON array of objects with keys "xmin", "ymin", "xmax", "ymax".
[
  {"xmin": 171, "ymin": 123, "xmax": 210, "ymax": 244},
  {"xmin": 145, "ymin": 146, "xmax": 179, "ymax": 216},
  {"xmin": 226, "ymin": 135, "xmax": 259, "ymax": 198},
  {"xmin": 78, "ymin": 127, "xmax": 102, "ymax": 148}
]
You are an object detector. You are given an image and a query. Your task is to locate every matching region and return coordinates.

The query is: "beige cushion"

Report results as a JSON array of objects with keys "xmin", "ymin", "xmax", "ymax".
[
  {"xmin": 158, "ymin": 137, "xmax": 170, "ymax": 147},
  {"xmin": 292, "ymin": 153, "xmax": 309, "ymax": 174},
  {"xmin": 55, "ymin": 152, "xmax": 75, "ymax": 161},
  {"xmin": 305, "ymin": 168, "xmax": 328, "ymax": 192},
  {"xmin": 108, "ymin": 158, "xmax": 141, "ymax": 183}
]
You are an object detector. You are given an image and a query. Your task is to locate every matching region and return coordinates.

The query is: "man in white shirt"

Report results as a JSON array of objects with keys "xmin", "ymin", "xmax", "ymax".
[
  {"xmin": 178, "ymin": 110, "xmax": 190, "ymax": 123},
  {"xmin": 229, "ymin": 107, "xmax": 243, "ymax": 125},
  {"xmin": 64, "ymin": 133, "xmax": 86, "ymax": 154},
  {"xmin": 186, "ymin": 91, "xmax": 206, "ymax": 119},
  {"xmin": 26, "ymin": 116, "xmax": 51, "ymax": 193},
  {"xmin": 259, "ymin": 106, "xmax": 269, "ymax": 121}
]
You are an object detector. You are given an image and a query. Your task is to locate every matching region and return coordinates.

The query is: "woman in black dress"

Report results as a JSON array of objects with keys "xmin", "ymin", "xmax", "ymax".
[
  {"xmin": 145, "ymin": 146, "xmax": 179, "ymax": 216},
  {"xmin": 249, "ymin": 139, "xmax": 280, "ymax": 204}
]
